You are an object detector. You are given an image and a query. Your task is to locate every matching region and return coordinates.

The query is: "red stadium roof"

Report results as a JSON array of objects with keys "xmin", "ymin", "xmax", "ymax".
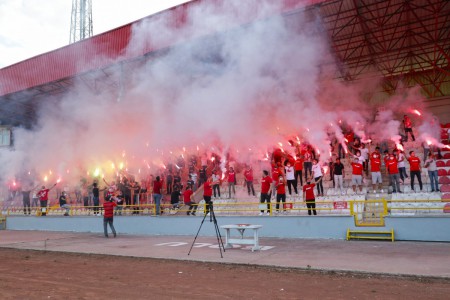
[{"xmin": 0, "ymin": 0, "xmax": 325, "ymax": 98}]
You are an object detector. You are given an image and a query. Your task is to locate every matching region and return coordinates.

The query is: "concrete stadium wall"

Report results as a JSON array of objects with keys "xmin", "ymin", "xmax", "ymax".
[
  {"xmin": 4, "ymin": 215, "xmax": 450, "ymax": 242},
  {"xmin": 384, "ymin": 216, "xmax": 450, "ymax": 242}
]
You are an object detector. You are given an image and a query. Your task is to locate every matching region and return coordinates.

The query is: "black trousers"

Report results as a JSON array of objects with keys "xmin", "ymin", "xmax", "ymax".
[
  {"xmin": 213, "ymin": 184, "xmax": 220, "ymax": 197},
  {"xmin": 246, "ymin": 181, "xmax": 255, "ymax": 196},
  {"xmin": 287, "ymin": 180, "xmax": 298, "ymax": 195},
  {"xmin": 125, "ymin": 194, "xmax": 131, "ymax": 206},
  {"xmin": 304, "ymin": 162, "xmax": 312, "ymax": 181},
  {"xmin": 23, "ymin": 198, "xmax": 31, "ymax": 214},
  {"xmin": 276, "ymin": 194, "xmax": 286, "ymax": 211},
  {"xmin": 315, "ymin": 176, "xmax": 323, "ymax": 195},
  {"xmin": 295, "ymin": 170, "xmax": 303, "ymax": 187},
  {"xmin": 204, "ymin": 196, "xmax": 212, "ymax": 214},
  {"xmin": 186, "ymin": 201, "xmax": 197, "ymax": 215},
  {"xmin": 260, "ymin": 193, "xmax": 271, "ymax": 213},
  {"xmin": 410, "ymin": 171, "xmax": 423, "ymax": 191},
  {"xmin": 306, "ymin": 199, "xmax": 317, "ymax": 215},
  {"xmin": 40, "ymin": 200, "xmax": 48, "ymax": 216}
]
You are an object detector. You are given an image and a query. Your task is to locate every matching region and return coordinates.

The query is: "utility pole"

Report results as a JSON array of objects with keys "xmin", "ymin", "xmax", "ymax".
[{"xmin": 69, "ymin": 0, "xmax": 93, "ymax": 43}]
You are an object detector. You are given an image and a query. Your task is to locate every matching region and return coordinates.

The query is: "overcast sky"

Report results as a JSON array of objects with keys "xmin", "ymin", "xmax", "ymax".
[{"xmin": 0, "ymin": 0, "xmax": 191, "ymax": 68}]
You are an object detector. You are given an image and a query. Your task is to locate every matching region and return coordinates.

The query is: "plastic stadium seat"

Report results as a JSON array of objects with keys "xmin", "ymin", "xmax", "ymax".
[
  {"xmin": 446, "ymin": 161, "xmax": 450, "ymax": 167},
  {"xmin": 440, "ymin": 184, "xmax": 450, "ymax": 193},
  {"xmin": 444, "ymin": 203, "xmax": 450, "ymax": 213},
  {"xmin": 438, "ymin": 169, "xmax": 447, "ymax": 176},
  {"xmin": 439, "ymin": 176, "xmax": 450, "ymax": 184},
  {"xmin": 442, "ymin": 193, "xmax": 450, "ymax": 201},
  {"xmin": 444, "ymin": 153, "xmax": 450, "ymax": 159},
  {"xmin": 442, "ymin": 133, "xmax": 449, "ymax": 139},
  {"xmin": 437, "ymin": 161, "xmax": 446, "ymax": 168}
]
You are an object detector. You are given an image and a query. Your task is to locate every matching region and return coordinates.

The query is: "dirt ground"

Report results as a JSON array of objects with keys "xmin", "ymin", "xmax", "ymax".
[{"xmin": 0, "ymin": 248, "xmax": 449, "ymax": 299}]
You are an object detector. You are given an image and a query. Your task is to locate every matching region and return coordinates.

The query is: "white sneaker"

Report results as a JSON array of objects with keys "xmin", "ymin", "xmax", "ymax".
[
  {"xmin": 259, "ymin": 212, "xmax": 264, "ymax": 216},
  {"xmin": 266, "ymin": 212, "xmax": 270, "ymax": 216}
]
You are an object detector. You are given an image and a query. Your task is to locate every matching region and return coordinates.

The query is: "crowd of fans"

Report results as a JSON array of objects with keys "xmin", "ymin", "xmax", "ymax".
[{"xmin": 3, "ymin": 114, "xmax": 449, "ymax": 217}]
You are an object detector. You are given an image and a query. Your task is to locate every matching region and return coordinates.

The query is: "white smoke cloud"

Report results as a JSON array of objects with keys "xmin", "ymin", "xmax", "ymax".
[{"xmin": 0, "ymin": 0, "xmax": 441, "ymax": 189}]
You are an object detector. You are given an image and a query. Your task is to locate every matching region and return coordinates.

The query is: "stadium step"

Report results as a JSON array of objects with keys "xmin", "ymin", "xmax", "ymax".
[{"xmin": 346, "ymin": 228, "xmax": 395, "ymax": 242}]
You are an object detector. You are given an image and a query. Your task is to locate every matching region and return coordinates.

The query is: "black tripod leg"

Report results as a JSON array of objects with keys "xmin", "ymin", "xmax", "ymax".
[
  {"xmin": 211, "ymin": 210, "xmax": 225, "ymax": 255},
  {"xmin": 188, "ymin": 211, "xmax": 209, "ymax": 256}
]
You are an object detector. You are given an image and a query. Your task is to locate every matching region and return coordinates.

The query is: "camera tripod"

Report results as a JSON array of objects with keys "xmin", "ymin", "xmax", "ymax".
[{"xmin": 188, "ymin": 201, "xmax": 225, "ymax": 258}]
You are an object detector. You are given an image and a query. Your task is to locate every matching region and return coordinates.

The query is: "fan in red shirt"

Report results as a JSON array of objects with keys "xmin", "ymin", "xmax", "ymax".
[
  {"xmin": 103, "ymin": 196, "xmax": 117, "ymax": 238},
  {"xmin": 369, "ymin": 150, "xmax": 383, "ymax": 192},
  {"xmin": 350, "ymin": 158, "xmax": 364, "ymax": 194},
  {"xmin": 227, "ymin": 167, "xmax": 236, "ymax": 199},
  {"xmin": 243, "ymin": 166, "xmax": 256, "ymax": 196},
  {"xmin": 403, "ymin": 114, "xmax": 416, "ymax": 141},
  {"xmin": 303, "ymin": 179, "xmax": 320, "ymax": 216},
  {"xmin": 303, "ymin": 149, "xmax": 313, "ymax": 181},
  {"xmin": 275, "ymin": 175, "xmax": 286, "ymax": 213},
  {"xmin": 37, "ymin": 183, "xmax": 57, "ymax": 216},
  {"xmin": 387, "ymin": 154, "xmax": 402, "ymax": 193},
  {"xmin": 259, "ymin": 170, "xmax": 273, "ymax": 215},
  {"xmin": 407, "ymin": 151, "xmax": 423, "ymax": 191},
  {"xmin": 271, "ymin": 162, "xmax": 283, "ymax": 197},
  {"xmin": 153, "ymin": 176, "xmax": 163, "ymax": 216},
  {"xmin": 184, "ymin": 185, "xmax": 197, "ymax": 216},
  {"xmin": 294, "ymin": 155, "xmax": 304, "ymax": 187}
]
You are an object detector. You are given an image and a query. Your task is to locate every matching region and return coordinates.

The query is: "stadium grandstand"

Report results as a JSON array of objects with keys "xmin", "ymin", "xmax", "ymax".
[{"xmin": 0, "ymin": 0, "xmax": 449, "ymax": 241}]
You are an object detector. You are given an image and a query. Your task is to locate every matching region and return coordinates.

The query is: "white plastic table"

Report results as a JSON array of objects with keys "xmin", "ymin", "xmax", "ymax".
[{"xmin": 220, "ymin": 224, "xmax": 263, "ymax": 252}]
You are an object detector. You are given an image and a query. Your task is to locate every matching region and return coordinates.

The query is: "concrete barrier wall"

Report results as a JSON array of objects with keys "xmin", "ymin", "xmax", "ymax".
[
  {"xmin": 384, "ymin": 216, "xmax": 450, "ymax": 242},
  {"xmin": 4, "ymin": 215, "xmax": 450, "ymax": 242}
]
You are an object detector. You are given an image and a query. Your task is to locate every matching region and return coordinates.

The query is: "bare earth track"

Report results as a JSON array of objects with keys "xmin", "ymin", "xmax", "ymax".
[{"xmin": 0, "ymin": 248, "xmax": 449, "ymax": 299}]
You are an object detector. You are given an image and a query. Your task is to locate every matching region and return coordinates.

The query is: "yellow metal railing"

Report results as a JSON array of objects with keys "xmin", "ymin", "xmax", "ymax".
[
  {"xmin": 346, "ymin": 228, "xmax": 394, "ymax": 241},
  {"xmin": 1, "ymin": 198, "xmax": 447, "ymax": 217},
  {"xmin": 349, "ymin": 199, "xmax": 388, "ymax": 227}
]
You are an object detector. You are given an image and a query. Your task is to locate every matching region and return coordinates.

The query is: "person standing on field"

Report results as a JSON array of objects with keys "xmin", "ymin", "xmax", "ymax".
[{"xmin": 103, "ymin": 195, "xmax": 117, "ymax": 238}]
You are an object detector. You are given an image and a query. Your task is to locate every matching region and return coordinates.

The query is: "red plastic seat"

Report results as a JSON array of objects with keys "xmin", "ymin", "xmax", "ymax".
[
  {"xmin": 437, "ymin": 161, "xmax": 446, "ymax": 167},
  {"xmin": 441, "ymin": 184, "xmax": 450, "ymax": 193},
  {"xmin": 441, "ymin": 193, "xmax": 450, "ymax": 203},
  {"xmin": 446, "ymin": 160, "xmax": 450, "ymax": 167},
  {"xmin": 439, "ymin": 176, "xmax": 450, "ymax": 184},
  {"xmin": 438, "ymin": 169, "xmax": 447, "ymax": 176},
  {"xmin": 444, "ymin": 202, "xmax": 450, "ymax": 212},
  {"xmin": 444, "ymin": 153, "xmax": 450, "ymax": 158}
]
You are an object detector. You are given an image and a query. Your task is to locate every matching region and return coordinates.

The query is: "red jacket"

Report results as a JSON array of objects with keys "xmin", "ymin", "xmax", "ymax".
[{"xmin": 103, "ymin": 201, "xmax": 117, "ymax": 218}]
